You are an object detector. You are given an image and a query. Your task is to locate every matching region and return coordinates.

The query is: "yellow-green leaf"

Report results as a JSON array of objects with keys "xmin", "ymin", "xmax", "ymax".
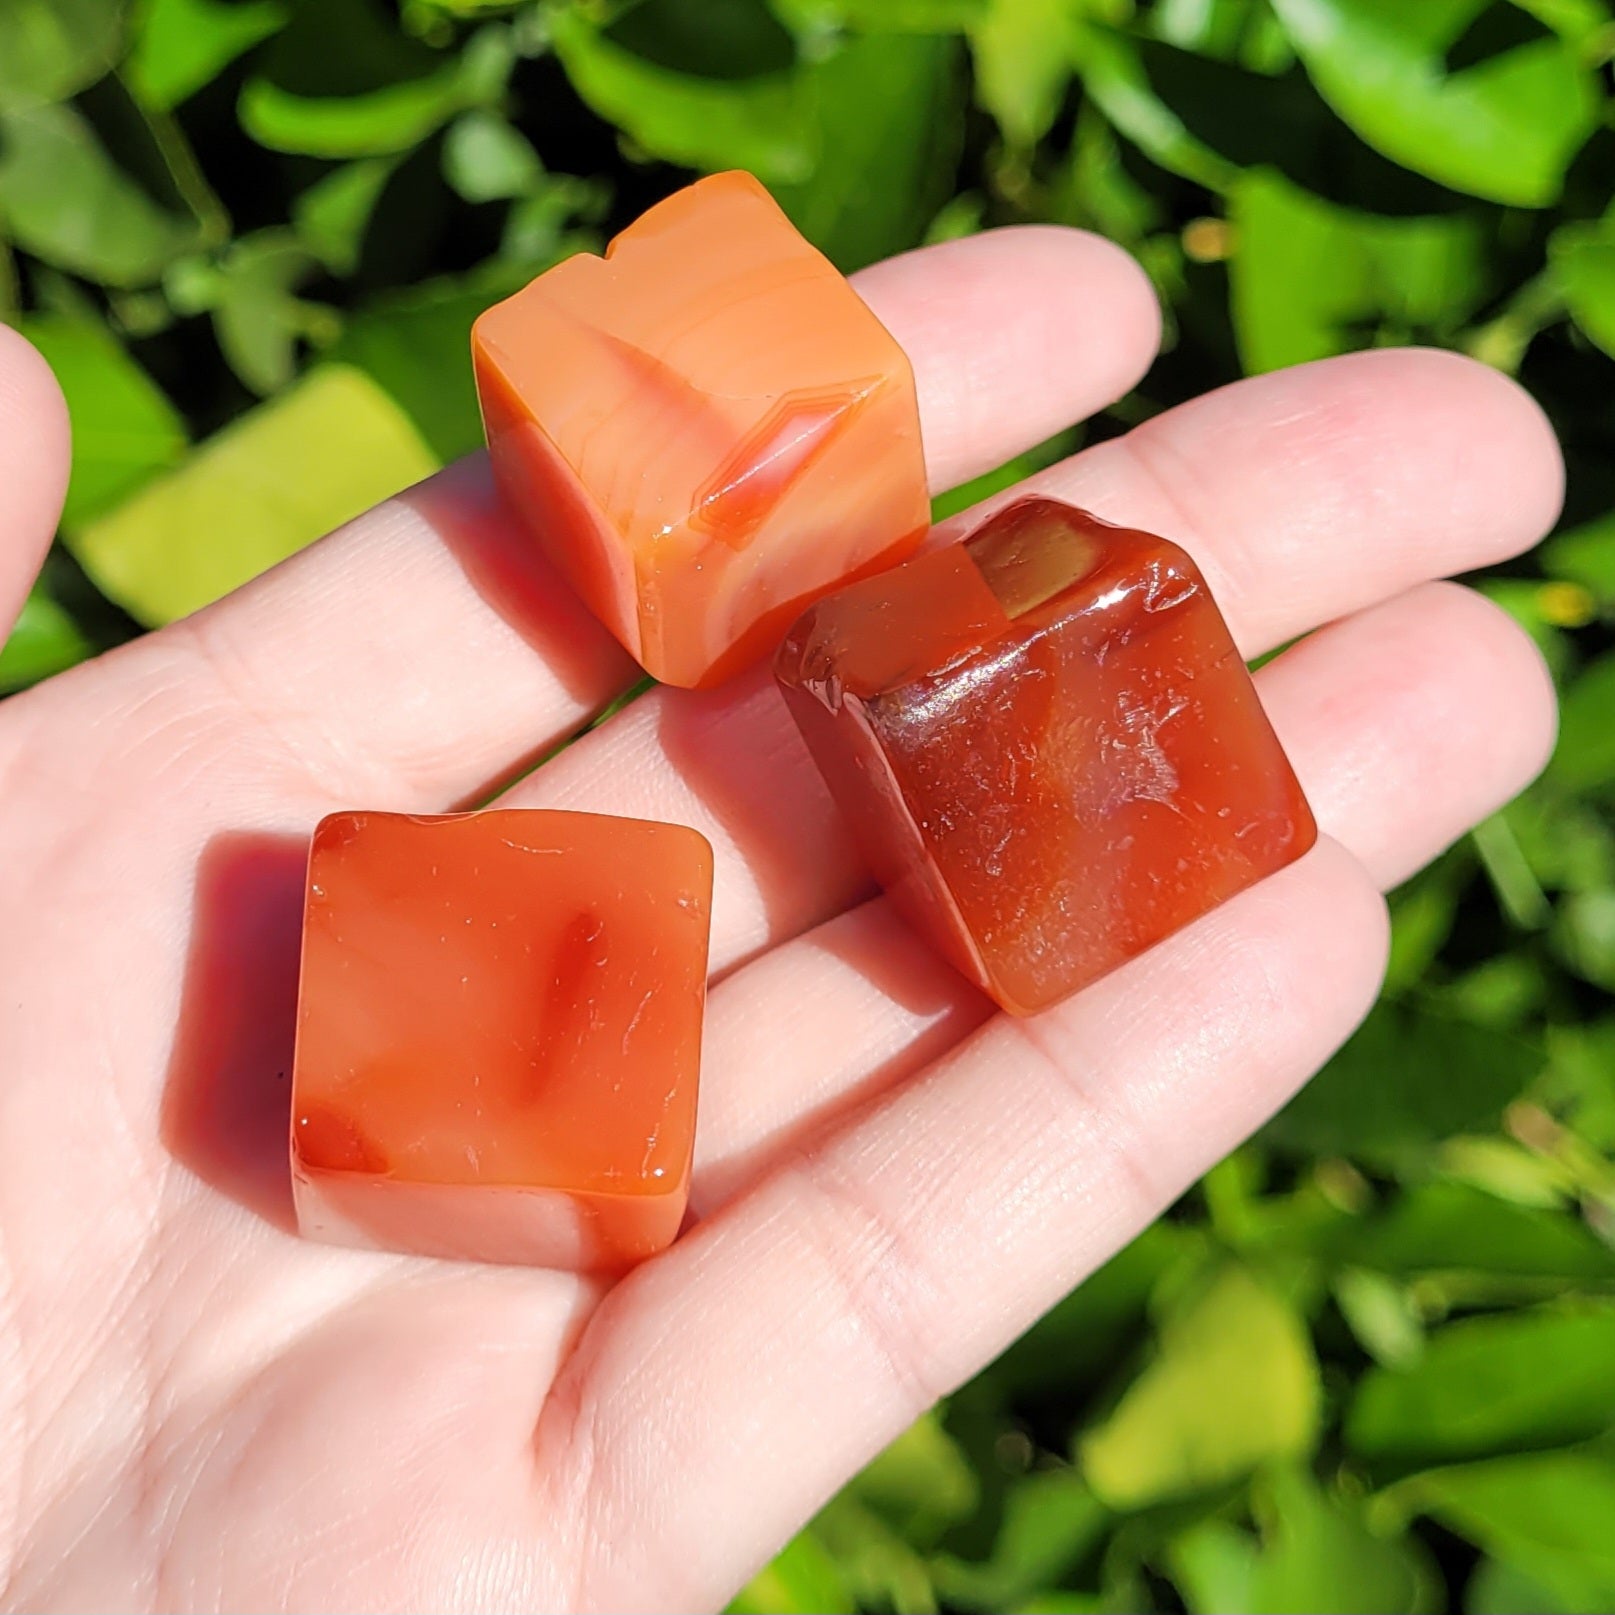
[
  {"xmin": 67, "ymin": 364, "xmax": 437, "ymax": 626},
  {"xmin": 1077, "ymin": 1265, "xmax": 1320, "ymax": 1510}
]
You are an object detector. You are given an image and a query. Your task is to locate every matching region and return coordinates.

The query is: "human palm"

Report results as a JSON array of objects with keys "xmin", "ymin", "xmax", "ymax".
[{"xmin": 0, "ymin": 229, "xmax": 1561, "ymax": 1611}]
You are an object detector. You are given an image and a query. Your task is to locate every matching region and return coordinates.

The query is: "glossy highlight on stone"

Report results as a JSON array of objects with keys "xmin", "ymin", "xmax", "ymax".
[
  {"xmin": 290, "ymin": 809, "xmax": 713, "ymax": 1269},
  {"xmin": 472, "ymin": 170, "xmax": 929, "ymax": 689},
  {"xmin": 775, "ymin": 498, "xmax": 1317, "ymax": 1016}
]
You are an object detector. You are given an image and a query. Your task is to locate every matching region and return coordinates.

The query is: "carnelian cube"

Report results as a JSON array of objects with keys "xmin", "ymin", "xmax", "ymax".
[
  {"xmin": 289, "ymin": 810, "xmax": 713, "ymax": 1269},
  {"xmin": 472, "ymin": 170, "xmax": 929, "ymax": 689},
  {"xmin": 774, "ymin": 498, "xmax": 1318, "ymax": 1016}
]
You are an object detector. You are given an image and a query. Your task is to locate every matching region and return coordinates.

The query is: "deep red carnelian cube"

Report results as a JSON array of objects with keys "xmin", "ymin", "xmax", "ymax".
[
  {"xmin": 774, "ymin": 498, "xmax": 1317, "ymax": 1016},
  {"xmin": 290, "ymin": 810, "xmax": 713, "ymax": 1269},
  {"xmin": 472, "ymin": 170, "xmax": 929, "ymax": 690}
]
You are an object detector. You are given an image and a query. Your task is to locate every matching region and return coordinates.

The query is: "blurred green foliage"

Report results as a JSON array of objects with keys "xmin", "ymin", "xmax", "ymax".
[{"xmin": 3, "ymin": 1, "xmax": 1615, "ymax": 1610}]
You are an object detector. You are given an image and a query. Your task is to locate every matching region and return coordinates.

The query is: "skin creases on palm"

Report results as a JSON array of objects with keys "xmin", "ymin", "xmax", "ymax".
[{"xmin": 0, "ymin": 225, "xmax": 1560, "ymax": 1612}]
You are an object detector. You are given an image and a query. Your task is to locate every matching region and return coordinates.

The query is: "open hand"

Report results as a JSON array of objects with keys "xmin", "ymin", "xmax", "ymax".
[{"xmin": 0, "ymin": 227, "xmax": 1561, "ymax": 1611}]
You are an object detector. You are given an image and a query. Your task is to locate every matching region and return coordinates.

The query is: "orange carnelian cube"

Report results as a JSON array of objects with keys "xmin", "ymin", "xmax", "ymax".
[
  {"xmin": 289, "ymin": 810, "xmax": 713, "ymax": 1269},
  {"xmin": 775, "ymin": 498, "xmax": 1317, "ymax": 1016},
  {"xmin": 472, "ymin": 170, "xmax": 928, "ymax": 689}
]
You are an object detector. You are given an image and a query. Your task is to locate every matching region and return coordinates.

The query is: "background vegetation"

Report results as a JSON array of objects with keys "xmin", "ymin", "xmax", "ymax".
[{"xmin": 3, "ymin": 0, "xmax": 1615, "ymax": 1609}]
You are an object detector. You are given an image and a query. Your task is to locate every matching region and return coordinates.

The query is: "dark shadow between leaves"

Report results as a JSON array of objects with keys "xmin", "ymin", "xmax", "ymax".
[{"xmin": 161, "ymin": 831, "xmax": 309, "ymax": 1233}]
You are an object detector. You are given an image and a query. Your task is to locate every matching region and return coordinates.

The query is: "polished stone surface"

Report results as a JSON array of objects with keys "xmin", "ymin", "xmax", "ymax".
[
  {"xmin": 290, "ymin": 809, "xmax": 712, "ymax": 1268},
  {"xmin": 474, "ymin": 170, "xmax": 929, "ymax": 689},
  {"xmin": 775, "ymin": 498, "xmax": 1317, "ymax": 1015}
]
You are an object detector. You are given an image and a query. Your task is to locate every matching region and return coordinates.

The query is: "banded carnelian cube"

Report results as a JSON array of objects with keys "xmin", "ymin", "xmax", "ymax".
[
  {"xmin": 290, "ymin": 810, "xmax": 713, "ymax": 1269},
  {"xmin": 472, "ymin": 170, "xmax": 929, "ymax": 689},
  {"xmin": 775, "ymin": 498, "xmax": 1317, "ymax": 1016}
]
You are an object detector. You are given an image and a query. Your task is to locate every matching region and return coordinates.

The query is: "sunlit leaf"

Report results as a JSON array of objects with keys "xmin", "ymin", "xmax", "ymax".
[
  {"xmin": 1551, "ymin": 209, "xmax": 1615, "ymax": 361},
  {"xmin": 1230, "ymin": 168, "xmax": 1487, "ymax": 372},
  {"xmin": 1268, "ymin": 0, "xmax": 1600, "ymax": 205},
  {"xmin": 727, "ymin": 1528, "xmax": 855, "ymax": 1615},
  {"xmin": 0, "ymin": 589, "xmax": 93, "ymax": 693},
  {"xmin": 548, "ymin": 8, "xmax": 816, "ymax": 181},
  {"xmin": 67, "ymin": 364, "xmax": 438, "ymax": 625},
  {"xmin": 1077, "ymin": 1265, "xmax": 1320, "ymax": 1509},
  {"xmin": 1348, "ymin": 1306, "xmax": 1615, "ymax": 1472},
  {"xmin": 291, "ymin": 157, "xmax": 397, "ymax": 273},
  {"xmin": 240, "ymin": 0, "xmax": 507, "ymax": 157},
  {"xmin": 969, "ymin": 0, "xmax": 1075, "ymax": 148},
  {"xmin": 1069, "ymin": 22, "xmax": 1238, "ymax": 191},
  {"xmin": 933, "ymin": 1470, "xmax": 1108, "ymax": 1612},
  {"xmin": 128, "ymin": 0, "xmax": 288, "ymax": 111},
  {"xmin": 442, "ymin": 108, "xmax": 542, "ymax": 203},
  {"xmin": 1404, "ymin": 1452, "xmax": 1615, "ymax": 1611},
  {"xmin": 1229, "ymin": 1467, "xmax": 1437, "ymax": 1614},
  {"xmin": 1552, "ymin": 651, "xmax": 1615, "ymax": 794},
  {"xmin": 0, "ymin": 0, "xmax": 123, "ymax": 112},
  {"xmin": 19, "ymin": 311, "xmax": 187, "ymax": 528},
  {"xmin": 0, "ymin": 101, "xmax": 208, "ymax": 287},
  {"xmin": 773, "ymin": 33, "xmax": 965, "ymax": 273},
  {"xmin": 1265, "ymin": 1002, "xmax": 1541, "ymax": 1170},
  {"xmin": 331, "ymin": 265, "xmax": 531, "ymax": 461},
  {"xmin": 848, "ymin": 1411, "xmax": 979, "ymax": 1545},
  {"xmin": 208, "ymin": 229, "xmax": 324, "ymax": 395}
]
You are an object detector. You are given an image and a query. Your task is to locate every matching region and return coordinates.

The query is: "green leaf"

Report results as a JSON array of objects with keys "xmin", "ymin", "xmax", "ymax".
[
  {"xmin": 1543, "ymin": 510, "xmax": 1615, "ymax": 605},
  {"xmin": 1467, "ymin": 1554, "xmax": 1583, "ymax": 1615},
  {"xmin": 0, "ymin": 589, "xmax": 93, "ymax": 693},
  {"xmin": 776, "ymin": 0, "xmax": 986, "ymax": 29},
  {"xmin": 548, "ymin": 8, "xmax": 816, "ymax": 181},
  {"xmin": 1334, "ymin": 1268, "xmax": 1425, "ymax": 1370},
  {"xmin": 849, "ymin": 1413, "xmax": 979, "ymax": 1545},
  {"xmin": 729, "ymin": 1528, "xmax": 855, "ymax": 1615},
  {"xmin": 207, "ymin": 229, "xmax": 325, "ymax": 395},
  {"xmin": 0, "ymin": 101, "xmax": 209, "ymax": 287},
  {"xmin": 1069, "ymin": 23, "xmax": 1239, "ymax": 191},
  {"xmin": 442, "ymin": 109, "xmax": 542, "ymax": 203},
  {"xmin": 66, "ymin": 364, "xmax": 438, "ymax": 625},
  {"xmin": 969, "ymin": 0, "xmax": 1076, "ymax": 149},
  {"xmin": 1348, "ymin": 1306, "xmax": 1615, "ymax": 1472},
  {"xmin": 331, "ymin": 265, "xmax": 531, "ymax": 462},
  {"xmin": 1551, "ymin": 210, "xmax": 1615, "ymax": 361},
  {"xmin": 933, "ymin": 1470, "xmax": 1109, "ymax": 1612},
  {"xmin": 1555, "ymin": 888, "xmax": 1615, "ymax": 994},
  {"xmin": 1169, "ymin": 1519, "xmax": 1261, "ymax": 1615},
  {"xmin": 1229, "ymin": 168, "xmax": 1486, "ymax": 373},
  {"xmin": 1267, "ymin": 0, "xmax": 1600, "ymax": 206},
  {"xmin": 291, "ymin": 157, "xmax": 397, "ymax": 273},
  {"xmin": 128, "ymin": 0, "xmax": 288, "ymax": 111},
  {"xmin": 18, "ymin": 312, "xmax": 187, "ymax": 529},
  {"xmin": 1264, "ymin": 1002, "xmax": 1541, "ymax": 1172},
  {"xmin": 607, "ymin": 0, "xmax": 797, "ymax": 78},
  {"xmin": 1404, "ymin": 1452, "xmax": 1615, "ymax": 1611},
  {"xmin": 240, "ymin": 0, "xmax": 504, "ymax": 158},
  {"xmin": 1552, "ymin": 652, "xmax": 1615, "ymax": 794},
  {"xmin": 1077, "ymin": 1265, "xmax": 1320, "ymax": 1510},
  {"xmin": 1236, "ymin": 1466, "xmax": 1436, "ymax": 1614},
  {"xmin": 0, "ymin": 0, "xmax": 123, "ymax": 112},
  {"xmin": 987, "ymin": 1222, "xmax": 1198, "ymax": 1398},
  {"xmin": 772, "ymin": 32, "xmax": 965, "ymax": 273}
]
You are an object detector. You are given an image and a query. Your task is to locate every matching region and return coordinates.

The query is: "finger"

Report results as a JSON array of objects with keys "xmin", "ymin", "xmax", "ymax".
[
  {"xmin": 539, "ymin": 839, "xmax": 1389, "ymax": 1612},
  {"xmin": 131, "ymin": 227, "xmax": 1161, "ymax": 810},
  {"xmin": 0, "ymin": 325, "xmax": 71, "ymax": 635},
  {"xmin": 982, "ymin": 345, "xmax": 1564, "ymax": 656},
  {"xmin": 491, "ymin": 351, "xmax": 1563, "ymax": 973},
  {"xmin": 688, "ymin": 580, "xmax": 1555, "ymax": 1206}
]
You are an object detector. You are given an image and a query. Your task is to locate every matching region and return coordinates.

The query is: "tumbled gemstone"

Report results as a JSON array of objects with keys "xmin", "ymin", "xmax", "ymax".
[
  {"xmin": 774, "ymin": 498, "xmax": 1317, "ymax": 1016},
  {"xmin": 290, "ymin": 809, "xmax": 712, "ymax": 1269},
  {"xmin": 472, "ymin": 170, "xmax": 929, "ymax": 689}
]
